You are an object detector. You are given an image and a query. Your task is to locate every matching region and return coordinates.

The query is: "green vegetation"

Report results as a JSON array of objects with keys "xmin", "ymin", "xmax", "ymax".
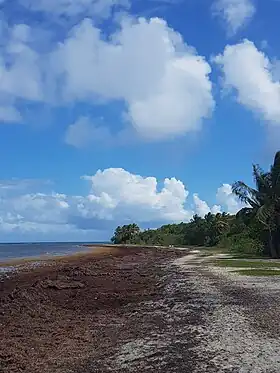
[
  {"xmin": 110, "ymin": 223, "xmax": 140, "ymax": 244},
  {"xmin": 234, "ymin": 269, "xmax": 280, "ymax": 276},
  {"xmin": 111, "ymin": 151, "xmax": 280, "ymax": 259},
  {"xmin": 232, "ymin": 151, "xmax": 280, "ymax": 258},
  {"xmin": 214, "ymin": 259, "xmax": 280, "ymax": 268}
]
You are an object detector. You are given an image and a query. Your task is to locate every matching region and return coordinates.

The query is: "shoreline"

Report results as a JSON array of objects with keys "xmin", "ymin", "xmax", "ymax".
[
  {"xmin": 0, "ymin": 244, "xmax": 118, "ymax": 268},
  {"xmin": 1, "ymin": 246, "xmax": 186, "ymax": 373},
  {"xmin": 0, "ymin": 243, "xmax": 172, "ymax": 270},
  {"xmin": 0, "ymin": 245, "xmax": 123, "ymax": 279}
]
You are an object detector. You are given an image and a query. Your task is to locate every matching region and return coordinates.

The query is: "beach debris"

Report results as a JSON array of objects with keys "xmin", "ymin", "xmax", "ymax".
[{"xmin": 40, "ymin": 278, "xmax": 85, "ymax": 290}]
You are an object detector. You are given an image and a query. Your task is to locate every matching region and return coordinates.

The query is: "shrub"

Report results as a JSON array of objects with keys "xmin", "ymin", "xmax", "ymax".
[{"xmin": 220, "ymin": 233, "xmax": 264, "ymax": 256}]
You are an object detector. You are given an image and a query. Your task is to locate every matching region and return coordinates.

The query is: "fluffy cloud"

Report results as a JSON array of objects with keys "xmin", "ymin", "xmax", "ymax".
[
  {"xmin": 82, "ymin": 168, "xmax": 192, "ymax": 223},
  {"xmin": 193, "ymin": 193, "xmax": 221, "ymax": 217},
  {"xmin": 213, "ymin": 0, "xmax": 255, "ymax": 35},
  {"xmin": 0, "ymin": 169, "xmax": 193, "ymax": 235},
  {"xmin": 53, "ymin": 17, "xmax": 214, "ymax": 140},
  {"xmin": 0, "ymin": 169, "xmax": 243, "ymax": 238},
  {"xmin": 0, "ymin": 22, "xmax": 46, "ymax": 122},
  {"xmin": 0, "ymin": 27, "xmax": 43, "ymax": 101},
  {"xmin": 0, "ymin": 11, "xmax": 215, "ymax": 141},
  {"xmin": 214, "ymin": 40, "xmax": 280, "ymax": 125},
  {"xmin": 216, "ymin": 183, "xmax": 243, "ymax": 214}
]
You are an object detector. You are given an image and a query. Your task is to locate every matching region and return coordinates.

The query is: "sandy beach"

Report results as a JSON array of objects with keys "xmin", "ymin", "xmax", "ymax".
[
  {"xmin": 2, "ymin": 246, "xmax": 280, "ymax": 373},
  {"xmin": 1, "ymin": 246, "xmax": 186, "ymax": 373}
]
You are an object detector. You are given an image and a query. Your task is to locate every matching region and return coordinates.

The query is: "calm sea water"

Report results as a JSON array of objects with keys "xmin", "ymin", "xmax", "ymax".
[{"xmin": 0, "ymin": 242, "xmax": 109, "ymax": 262}]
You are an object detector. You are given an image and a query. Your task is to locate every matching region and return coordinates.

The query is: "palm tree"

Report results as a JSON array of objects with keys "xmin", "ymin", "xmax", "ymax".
[
  {"xmin": 232, "ymin": 151, "xmax": 280, "ymax": 258},
  {"xmin": 111, "ymin": 223, "xmax": 140, "ymax": 244},
  {"xmin": 127, "ymin": 223, "xmax": 140, "ymax": 242},
  {"xmin": 203, "ymin": 212, "xmax": 229, "ymax": 246},
  {"xmin": 214, "ymin": 213, "xmax": 230, "ymax": 235}
]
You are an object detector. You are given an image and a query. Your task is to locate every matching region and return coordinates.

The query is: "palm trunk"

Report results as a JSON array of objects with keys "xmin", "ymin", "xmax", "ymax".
[
  {"xmin": 272, "ymin": 216, "xmax": 280, "ymax": 258},
  {"xmin": 270, "ymin": 230, "xmax": 279, "ymax": 259},
  {"xmin": 276, "ymin": 229, "xmax": 280, "ymax": 258}
]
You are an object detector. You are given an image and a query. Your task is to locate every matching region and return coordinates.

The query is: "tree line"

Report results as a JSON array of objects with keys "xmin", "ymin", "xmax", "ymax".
[{"xmin": 111, "ymin": 151, "xmax": 280, "ymax": 258}]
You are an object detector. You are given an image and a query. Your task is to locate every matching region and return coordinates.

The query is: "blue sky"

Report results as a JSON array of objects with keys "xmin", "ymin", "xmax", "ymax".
[{"xmin": 0, "ymin": 0, "xmax": 279, "ymax": 242}]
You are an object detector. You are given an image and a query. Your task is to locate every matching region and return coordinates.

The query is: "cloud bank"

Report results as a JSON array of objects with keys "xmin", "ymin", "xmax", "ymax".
[{"xmin": 0, "ymin": 169, "xmax": 243, "ymax": 240}]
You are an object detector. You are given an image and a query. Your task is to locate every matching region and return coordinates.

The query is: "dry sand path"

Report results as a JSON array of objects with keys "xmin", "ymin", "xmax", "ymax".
[{"xmin": 173, "ymin": 252, "xmax": 280, "ymax": 372}]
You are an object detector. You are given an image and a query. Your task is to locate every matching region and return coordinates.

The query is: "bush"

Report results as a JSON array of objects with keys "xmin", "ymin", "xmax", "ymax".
[{"xmin": 220, "ymin": 233, "xmax": 264, "ymax": 256}]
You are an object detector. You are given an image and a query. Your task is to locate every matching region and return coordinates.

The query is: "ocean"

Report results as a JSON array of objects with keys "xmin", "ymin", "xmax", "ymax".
[{"xmin": 0, "ymin": 242, "xmax": 109, "ymax": 262}]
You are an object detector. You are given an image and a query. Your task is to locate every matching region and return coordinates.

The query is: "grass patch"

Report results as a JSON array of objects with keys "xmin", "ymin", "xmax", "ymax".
[
  {"xmin": 199, "ymin": 246, "xmax": 267, "ymax": 259},
  {"xmin": 214, "ymin": 259, "xmax": 280, "ymax": 269},
  {"xmin": 199, "ymin": 246, "xmax": 231, "ymax": 256},
  {"xmin": 230, "ymin": 253, "xmax": 267, "ymax": 259},
  {"xmin": 234, "ymin": 269, "xmax": 280, "ymax": 276},
  {"xmin": 199, "ymin": 252, "xmax": 215, "ymax": 257}
]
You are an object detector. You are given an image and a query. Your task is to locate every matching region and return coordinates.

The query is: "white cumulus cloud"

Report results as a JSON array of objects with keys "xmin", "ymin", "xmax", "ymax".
[
  {"xmin": 213, "ymin": 0, "xmax": 255, "ymax": 35},
  {"xmin": 214, "ymin": 40, "xmax": 280, "ymax": 125},
  {"xmin": 0, "ymin": 170, "xmax": 243, "ymax": 238},
  {"xmin": 53, "ymin": 17, "xmax": 214, "ymax": 140},
  {"xmin": 193, "ymin": 193, "xmax": 221, "ymax": 217},
  {"xmin": 82, "ymin": 168, "xmax": 192, "ymax": 222},
  {"xmin": 0, "ymin": 26, "xmax": 43, "ymax": 101},
  {"xmin": 0, "ymin": 13, "xmax": 214, "ymax": 141},
  {"xmin": 216, "ymin": 183, "xmax": 243, "ymax": 214},
  {"xmin": 0, "ymin": 23, "xmax": 46, "ymax": 121}
]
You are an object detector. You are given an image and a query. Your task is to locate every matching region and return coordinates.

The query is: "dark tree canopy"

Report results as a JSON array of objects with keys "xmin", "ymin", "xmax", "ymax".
[{"xmin": 111, "ymin": 223, "xmax": 140, "ymax": 244}]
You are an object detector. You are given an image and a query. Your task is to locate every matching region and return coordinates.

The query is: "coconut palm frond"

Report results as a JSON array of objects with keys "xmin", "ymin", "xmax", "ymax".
[
  {"xmin": 232, "ymin": 181, "xmax": 260, "ymax": 208},
  {"xmin": 253, "ymin": 164, "xmax": 272, "ymax": 195},
  {"xmin": 236, "ymin": 207, "xmax": 256, "ymax": 221},
  {"xmin": 256, "ymin": 205, "xmax": 274, "ymax": 227}
]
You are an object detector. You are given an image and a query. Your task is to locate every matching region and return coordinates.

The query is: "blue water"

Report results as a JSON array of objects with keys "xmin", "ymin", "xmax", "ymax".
[{"xmin": 0, "ymin": 242, "xmax": 109, "ymax": 262}]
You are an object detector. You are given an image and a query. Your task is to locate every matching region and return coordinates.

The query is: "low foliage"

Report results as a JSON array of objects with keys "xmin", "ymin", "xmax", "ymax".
[{"xmin": 111, "ymin": 212, "xmax": 265, "ymax": 256}]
